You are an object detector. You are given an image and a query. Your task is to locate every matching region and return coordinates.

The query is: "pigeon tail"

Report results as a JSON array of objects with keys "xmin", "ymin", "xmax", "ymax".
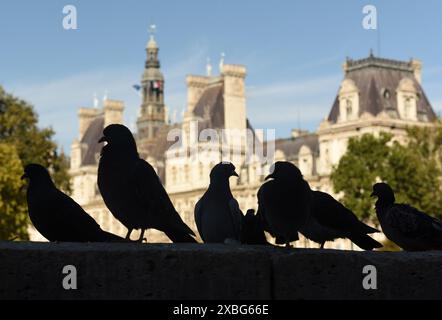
[
  {"xmin": 179, "ymin": 219, "xmax": 197, "ymax": 237},
  {"xmin": 362, "ymin": 224, "xmax": 380, "ymax": 234},
  {"xmin": 348, "ymin": 233, "xmax": 383, "ymax": 250},
  {"xmin": 164, "ymin": 229, "xmax": 197, "ymax": 243}
]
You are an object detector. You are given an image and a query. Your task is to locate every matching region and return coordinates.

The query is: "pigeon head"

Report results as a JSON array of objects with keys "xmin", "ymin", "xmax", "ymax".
[
  {"xmin": 371, "ymin": 183, "xmax": 395, "ymax": 204},
  {"xmin": 209, "ymin": 162, "xmax": 239, "ymax": 181},
  {"xmin": 99, "ymin": 124, "xmax": 137, "ymax": 153},
  {"xmin": 266, "ymin": 161, "xmax": 303, "ymax": 181},
  {"xmin": 22, "ymin": 164, "xmax": 54, "ymax": 186}
]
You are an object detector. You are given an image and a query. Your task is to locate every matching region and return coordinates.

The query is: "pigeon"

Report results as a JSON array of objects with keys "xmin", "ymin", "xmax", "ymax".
[
  {"xmin": 240, "ymin": 209, "xmax": 269, "ymax": 245},
  {"xmin": 22, "ymin": 164, "xmax": 124, "ymax": 242},
  {"xmin": 371, "ymin": 182, "xmax": 442, "ymax": 251},
  {"xmin": 194, "ymin": 162, "xmax": 243, "ymax": 243},
  {"xmin": 97, "ymin": 124, "xmax": 196, "ymax": 243},
  {"xmin": 299, "ymin": 190, "xmax": 382, "ymax": 250},
  {"xmin": 257, "ymin": 161, "xmax": 312, "ymax": 247}
]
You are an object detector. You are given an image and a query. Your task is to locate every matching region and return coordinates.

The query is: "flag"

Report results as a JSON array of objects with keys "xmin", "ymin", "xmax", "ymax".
[
  {"xmin": 153, "ymin": 81, "xmax": 160, "ymax": 89},
  {"xmin": 132, "ymin": 84, "xmax": 142, "ymax": 97}
]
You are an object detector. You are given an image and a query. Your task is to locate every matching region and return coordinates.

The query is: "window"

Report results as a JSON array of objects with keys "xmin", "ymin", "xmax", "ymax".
[
  {"xmin": 404, "ymin": 97, "xmax": 412, "ymax": 119},
  {"xmin": 346, "ymin": 99, "xmax": 353, "ymax": 119},
  {"xmin": 184, "ymin": 164, "xmax": 189, "ymax": 182},
  {"xmin": 171, "ymin": 166, "xmax": 177, "ymax": 183},
  {"xmin": 383, "ymin": 89, "xmax": 391, "ymax": 99},
  {"xmin": 199, "ymin": 164, "xmax": 203, "ymax": 179}
]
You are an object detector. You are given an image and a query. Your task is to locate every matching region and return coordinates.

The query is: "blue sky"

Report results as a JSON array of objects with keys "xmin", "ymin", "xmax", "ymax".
[{"xmin": 1, "ymin": 0, "xmax": 442, "ymax": 152}]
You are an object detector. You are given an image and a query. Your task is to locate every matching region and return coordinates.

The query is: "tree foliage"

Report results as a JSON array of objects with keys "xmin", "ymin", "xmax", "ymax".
[
  {"xmin": 0, "ymin": 86, "xmax": 71, "ymax": 240},
  {"xmin": 331, "ymin": 125, "xmax": 442, "ymax": 223},
  {"xmin": 0, "ymin": 143, "xmax": 28, "ymax": 240}
]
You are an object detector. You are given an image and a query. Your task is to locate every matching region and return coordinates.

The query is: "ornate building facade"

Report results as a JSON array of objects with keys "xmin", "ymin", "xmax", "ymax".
[{"xmin": 28, "ymin": 34, "xmax": 437, "ymax": 248}]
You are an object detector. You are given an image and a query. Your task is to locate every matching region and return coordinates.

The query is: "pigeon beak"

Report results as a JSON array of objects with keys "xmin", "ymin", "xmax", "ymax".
[
  {"xmin": 98, "ymin": 136, "xmax": 106, "ymax": 143},
  {"xmin": 21, "ymin": 173, "xmax": 27, "ymax": 180},
  {"xmin": 265, "ymin": 174, "xmax": 273, "ymax": 180},
  {"xmin": 232, "ymin": 170, "xmax": 239, "ymax": 177}
]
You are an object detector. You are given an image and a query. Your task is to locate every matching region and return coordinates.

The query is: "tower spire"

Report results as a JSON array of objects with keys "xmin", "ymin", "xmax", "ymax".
[
  {"xmin": 147, "ymin": 24, "xmax": 157, "ymax": 48},
  {"xmin": 137, "ymin": 25, "xmax": 166, "ymax": 142}
]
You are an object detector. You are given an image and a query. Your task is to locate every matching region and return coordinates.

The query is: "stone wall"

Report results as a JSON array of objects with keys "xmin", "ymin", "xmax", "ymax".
[{"xmin": 1, "ymin": 242, "xmax": 441, "ymax": 300}]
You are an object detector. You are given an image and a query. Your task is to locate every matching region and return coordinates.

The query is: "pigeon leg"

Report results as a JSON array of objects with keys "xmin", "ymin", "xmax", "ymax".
[
  {"xmin": 125, "ymin": 228, "xmax": 133, "ymax": 240},
  {"xmin": 320, "ymin": 242, "xmax": 325, "ymax": 249},
  {"xmin": 285, "ymin": 241, "xmax": 293, "ymax": 248},
  {"xmin": 138, "ymin": 229, "xmax": 146, "ymax": 243}
]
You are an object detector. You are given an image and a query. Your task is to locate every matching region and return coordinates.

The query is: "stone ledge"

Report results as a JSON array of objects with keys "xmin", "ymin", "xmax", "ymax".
[{"xmin": 0, "ymin": 242, "xmax": 441, "ymax": 300}]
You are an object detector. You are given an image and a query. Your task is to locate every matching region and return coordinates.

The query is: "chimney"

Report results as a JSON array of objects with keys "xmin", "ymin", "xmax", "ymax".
[
  {"xmin": 291, "ymin": 128, "xmax": 309, "ymax": 138},
  {"xmin": 411, "ymin": 59, "xmax": 422, "ymax": 84},
  {"xmin": 186, "ymin": 75, "xmax": 209, "ymax": 113},
  {"xmin": 78, "ymin": 108, "xmax": 101, "ymax": 139},
  {"xmin": 222, "ymin": 64, "xmax": 247, "ymax": 131},
  {"xmin": 103, "ymin": 99, "xmax": 124, "ymax": 128}
]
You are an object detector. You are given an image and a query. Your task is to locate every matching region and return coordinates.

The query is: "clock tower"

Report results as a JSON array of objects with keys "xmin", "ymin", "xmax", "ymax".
[{"xmin": 137, "ymin": 25, "xmax": 166, "ymax": 142}]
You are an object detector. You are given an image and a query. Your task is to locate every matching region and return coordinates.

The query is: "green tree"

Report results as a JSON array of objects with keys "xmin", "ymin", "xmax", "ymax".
[
  {"xmin": 0, "ymin": 143, "xmax": 28, "ymax": 240},
  {"xmin": 330, "ymin": 133, "xmax": 392, "ymax": 221},
  {"xmin": 385, "ymin": 126, "xmax": 442, "ymax": 218},
  {"xmin": 0, "ymin": 86, "xmax": 71, "ymax": 240},
  {"xmin": 331, "ymin": 126, "xmax": 442, "ymax": 224}
]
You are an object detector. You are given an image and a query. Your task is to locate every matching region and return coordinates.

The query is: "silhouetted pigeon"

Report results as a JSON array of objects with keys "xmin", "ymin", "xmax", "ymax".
[
  {"xmin": 97, "ymin": 124, "xmax": 196, "ymax": 243},
  {"xmin": 240, "ymin": 209, "xmax": 269, "ymax": 245},
  {"xmin": 22, "ymin": 164, "xmax": 124, "ymax": 242},
  {"xmin": 257, "ymin": 161, "xmax": 311, "ymax": 247},
  {"xmin": 299, "ymin": 190, "xmax": 382, "ymax": 250},
  {"xmin": 194, "ymin": 162, "xmax": 243, "ymax": 243},
  {"xmin": 371, "ymin": 182, "xmax": 442, "ymax": 251}
]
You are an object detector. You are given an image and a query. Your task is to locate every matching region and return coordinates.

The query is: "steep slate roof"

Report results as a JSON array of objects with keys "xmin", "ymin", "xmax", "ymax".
[
  {"xmin": 327, "ymin": 55, "xmax": 437, "ymax": 123},
  {"xmin": 193, "ymin": 83, "xmax": 225, "ymax": 129},
  {"xmin": 192, "ymin": 82, "xmax": 257, "ymax": 140},
  {"xmin": 273, "ymin": 134, "xmax": 319, "ymax": 157},
  {"xmin": 80, "ymin": 117, "xmax": 104, "ymax": 166},
  {"xmin": 138, "ymin": 124, "xmax": 180, "ymax": 160}
]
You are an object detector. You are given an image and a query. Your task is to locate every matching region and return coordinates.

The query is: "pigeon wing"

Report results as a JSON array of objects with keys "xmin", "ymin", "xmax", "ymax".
[
  {"xmin": 312, "ymin": 191, "xmax": 379, "ymax": 234},
  {"xmin": 194, "ymin": 199, "xmax": 205, "ymax": 242},
  {"xmin": 51, "ymin": 190, "xmax": 103, "ymax": 241},
  {"xmin": 388, "ymin": 204, "xmax": 438, "ymax": 238},
  {"xmin": 131, "ymin": 158, "xmax": 195, "ymax": 236},
  {"xmin": 256, "ymin": 184, "xmax": 274, "ymax": 236},
  {"xmin": 228, "ymin": 198, "xmax": 244, "ymax": 240}
]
